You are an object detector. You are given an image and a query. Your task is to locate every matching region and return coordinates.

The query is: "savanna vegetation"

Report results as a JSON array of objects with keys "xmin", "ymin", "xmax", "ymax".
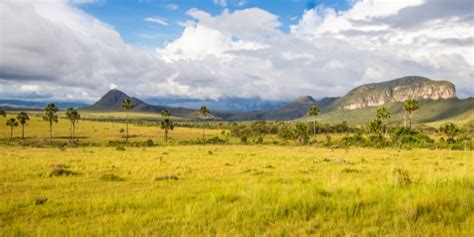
[{"xmin": 0, "ymin": 99, "xmax": 472, "ymax": 236}]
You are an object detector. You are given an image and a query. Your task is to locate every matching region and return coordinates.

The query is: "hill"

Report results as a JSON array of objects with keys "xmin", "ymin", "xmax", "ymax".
[
  {"xmin": 81, "ymin": 76, "xmax": 472, "ymax": 123},
  {"xmin": 314, "ymin": 97, "xmax": 473, "ymax": 125},
  {"xmin": 332, "ymin": 76, "xmax": 455, "ymax": 110},
  {"xmin": 81, "ymin": 89, "xmax": 195, "ymax": 116}
]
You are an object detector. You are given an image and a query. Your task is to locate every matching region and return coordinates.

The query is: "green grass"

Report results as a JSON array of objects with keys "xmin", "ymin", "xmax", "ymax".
[
  {"xmin": 0, "ymin": 146, "xmax": 473, "ymax": 235},
  {"xmin": 0, "ymin": 114, "xmax": 224, "ymax": 145}
]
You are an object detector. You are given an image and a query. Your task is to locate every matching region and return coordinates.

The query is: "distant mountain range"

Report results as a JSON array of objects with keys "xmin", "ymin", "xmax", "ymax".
[
  {"xmin": 81, "ymin": 76, "xmax": 472, "ymax": 122},
  {"xmin": 0, "ymin": 99, "xmax": 87, "ymax": 110},
  {"xmin": 3, "ymin": 76, "xmax": 473, "ymax": 123}
]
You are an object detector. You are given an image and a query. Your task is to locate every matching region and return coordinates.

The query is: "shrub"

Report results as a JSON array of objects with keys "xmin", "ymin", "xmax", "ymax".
[
  {"xmin": 155, "ymin": 175, "xmax": 179, "ymax": 181},
  {"xmin": 206, "ymin": 136, "xmax": 226, "ymax": 144},
  {"xmin": 392, "ymin": 168, "xmax": 411, "ymax": 187},
  {"xmin": 100, "ymin": 174, "xmax": 125, "ymax": 182},
  {"xmin": 341, "ymin": 132, "xmax": 366, "ymax": 146},
  {"xmin": 47, "ymin": 164, "xmax": 78, "ymax": 177},
  {"xmin": 116, "ymin": 145, "xmax": 126, "ymax": 151},
  {"xmin": 390, "ymin": 128, "xmax": 434, "ymax": 148}
]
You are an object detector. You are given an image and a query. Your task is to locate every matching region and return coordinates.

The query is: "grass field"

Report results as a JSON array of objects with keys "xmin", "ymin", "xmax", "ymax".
[
  {"xmin": 0, "ymin": 112, "xmax": 473, "ymax": 235},
  {"xmin": 0, "ymin": 113, "xmax": 223, "ymax": 144},
  {"xmin": 0, "ymin": 146, "xmax": 472, "ymax": 236}
]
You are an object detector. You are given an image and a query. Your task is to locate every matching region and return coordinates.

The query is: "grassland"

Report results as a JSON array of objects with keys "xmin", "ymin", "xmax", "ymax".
[
  {"xmin": 0, "ymin": 112, "xmax": 473, "ymax": 236},
  {"xmin": 0, "ymin": 113, "xmax": 221, "ymax": 145},
  {"xmin": 1, "ymin": 146, "xmax": 472, "ymax": 236}
]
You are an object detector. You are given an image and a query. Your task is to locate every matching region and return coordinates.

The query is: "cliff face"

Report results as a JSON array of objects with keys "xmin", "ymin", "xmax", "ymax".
[{"xmin": 335, "ymin": 76, "xmax": 456, "ymax": 110}]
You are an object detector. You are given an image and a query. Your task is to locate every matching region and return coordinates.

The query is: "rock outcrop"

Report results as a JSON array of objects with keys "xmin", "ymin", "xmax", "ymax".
[{"xmin": 334, "ymin": 76, "xmax": 456, "ymax": 110}]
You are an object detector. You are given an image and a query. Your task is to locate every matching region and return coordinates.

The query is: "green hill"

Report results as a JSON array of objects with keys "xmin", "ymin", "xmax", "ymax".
[{"xmin": 313, "ymin": 98, "xmax": 473, "ymax": 125}]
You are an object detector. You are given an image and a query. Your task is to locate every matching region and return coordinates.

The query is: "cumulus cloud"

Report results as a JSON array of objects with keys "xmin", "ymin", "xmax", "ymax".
[
  {"xmin": 0, "ymin": 1, "xmax": 174, "ymax": 102},
  {"xmin": 0, "ymin": 0, "xmax": 473, "ymax": 103}
]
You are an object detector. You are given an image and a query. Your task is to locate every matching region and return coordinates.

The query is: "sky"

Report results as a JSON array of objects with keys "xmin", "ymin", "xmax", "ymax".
[{"xmin": 0, "ymin": 0, "xmax": 473, "ymax": 103}]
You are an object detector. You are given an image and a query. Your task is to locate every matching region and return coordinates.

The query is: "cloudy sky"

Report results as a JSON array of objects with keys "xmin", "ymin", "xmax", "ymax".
[{"xmin": 0, "ymin": 0, "xmax": 473, "ymax": 102}]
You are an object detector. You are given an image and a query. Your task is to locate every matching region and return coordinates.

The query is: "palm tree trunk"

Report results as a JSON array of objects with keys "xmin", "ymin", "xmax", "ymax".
[
  {"xmin": 49, "ymin": 121, "xmax": 52, "ymax": 144},
  {"xmin": 126, "ymin": 111, "xmax": 129, "ymax": 143},
  {"xmin": 10, "ymin": 127, "xmax": 13, "ymax": 140},
  {"xmin": 21, "ymin": 124, "xmax": 24, "ymax": 139},
  {"xmin": 404, "ymin": 113, "xmax": 407, "ymax": 128},
  {"xmin": 165, "ymin": 129, "xmax": 168, "ymax": 143},
  {"xmin": 72, "ymin": 122, "xmax": 75, "ymax": 143},
  {"xmin": 313, "ymin": 118, "xmax": 316, "ymax": 137},
  {"xmin": 409, "ymin": 112, "xmax": 412, "ymax": 130}
]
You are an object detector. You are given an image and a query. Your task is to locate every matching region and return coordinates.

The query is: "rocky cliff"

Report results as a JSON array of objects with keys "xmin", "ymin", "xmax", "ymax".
[{"xmin": 334, "ymin": 76, "xmax": 456, "ymax": 110}]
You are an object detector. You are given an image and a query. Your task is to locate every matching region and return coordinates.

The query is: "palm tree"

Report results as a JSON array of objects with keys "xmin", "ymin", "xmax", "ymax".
[
  {"xmin": 198, "ymin": 106, "xmax": 210, "ymax": 140},
  {"xmin": 6, "ymin": 118, "xmax": 18, "ymax": 140},
  {"xmin": 16, "ymin": 112, "xmax": 29, "ymax": 139},
  {"xmin": 403, "ymin": 99, "xmax": 419, "ymax": 129},
  {"xmin": 160, "ymin": 109, "xmax": 174, "ymax": 143},
  {"xmin": 376, "ymin": 107, "xmax": 391, "ymax": 134},
  {"xmin": 66, "ymin": 107, "xmax": 80, "ymax": 143},
  {"xmin": 439, "ymin": 122, "xmax": 460, "ymax": 143},
  {"xmin": 368, "ymin": 118, "xmax": 383, "ymax": 135},
  {"xmin": 307, "ymin": 105, "xmax": 320, "ymax": 137},
  {"xmin": 43, "ymin": 104, "xmax": 59, "ymax": 144},
  {"xmin": 121, "ymin": 98, "xmax": 134, "ymax": 143}
]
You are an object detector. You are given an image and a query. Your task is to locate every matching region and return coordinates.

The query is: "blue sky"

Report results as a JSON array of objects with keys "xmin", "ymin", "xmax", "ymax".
[{"xmin": 79, "ymin": 0, "xmax": 353, "ymax": 48}]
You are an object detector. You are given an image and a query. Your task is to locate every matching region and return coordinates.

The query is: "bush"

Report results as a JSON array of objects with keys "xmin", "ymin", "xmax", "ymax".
[
  {"xmin": 341, "ymin": 132, "xmax": 366, "ymax": 146},
  {"xmin": 390, "ymin": 128, "xmax": 434, "ymax": 148},
  {"xmin": 392, "ymin": 168, "xmax": 411, "ymax": 187},
  {"xmin": 240, "ymin": 136, "xmax": 248, "ymax": 144},
  {"xmin": 206, "ymin": 136, "xmax": 227, "ymax": 144},
  {"xmin": 100, "ymin": 174, "xmax": 125, "ymax": 181},
  {"xmin": 47, "ymin": 164, "xmax": 78, "ymax": 177}
]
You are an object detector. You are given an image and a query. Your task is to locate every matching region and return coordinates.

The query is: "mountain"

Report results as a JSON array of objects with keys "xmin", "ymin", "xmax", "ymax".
[
  {"xmin": 0, "ymin": 99, "xmax": 87, "ymax": 109},
  {"xmin": 333, "ymin": 76, "xmax": 455, "ymax": 110},
  {"xmin": 145, "ymin": 97, "xmax": 287, "ymax": 112},
  {"xmin": 81, "ymin": 89, "xmax": 195, "ymax": 116},
  {"xmin": 82, "ymin": 76, "xmax": 472, "ymax": 124},
  {"xmin": 215, "ymin": 96, "xmax": 318, "ymax": 120},
  {"xmin": 316, "ymin": 97, "xmax": 473, "ymax": 125}
]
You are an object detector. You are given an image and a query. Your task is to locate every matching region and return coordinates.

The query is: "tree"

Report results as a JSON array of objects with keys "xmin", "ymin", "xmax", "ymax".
[
  {"xmin": 376, "ymin": 107, "xmax": 391, "ymax": 120},
  {"xmin": 403, "ymin": 99, "xmax": 419, "ymax": 129},
  {"xmin": 198, "ymin": 106, "xmax": 210, "ymax": 140},
  {"xmin": 376, "ymin": 107, "xmax": 391, "ymax": 134},
  {"xmin": 439, "ymin": 122, "xmax": 460, "ymax": 143},
  {"xmin": 294, "ymin": 123, "xmax": 309, "ymax": 144},
  {"xmin": 16, "ymin": 112, "xmax": 29, "ymax": 139},
  {"xmin": 121, "ymin": 98, "xmax": 134, "ymax": 143},
  {"xmin": 6, "ymin": 118, "xmax": 19, "ymax": 139},
  {"xmin": 368, "ymin": 118, "xmax": 383, "ymax": 135},
  {"xmin": 160, "ymin": 109, "xmax": 174, "ymax": 143},
  {"xmin": 66, "ymin": 107, "xmax": 80, "ymax": 143},
  {"xmin": 43, "ymin": 104, "xmax": 58, "ymax": 144},
  {"xmin": 0, "ymin": 109, "xmax": 5, "ymax": 117},
  {"xmin": 308, "ymin": 105, "xmax": 320, "ymax": 137}
]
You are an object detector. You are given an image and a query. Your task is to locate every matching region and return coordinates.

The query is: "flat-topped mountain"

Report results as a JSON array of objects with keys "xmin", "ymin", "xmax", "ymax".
[{"xmin": 334, "ymin": 76, "xmax": 456, "ymax": 110}]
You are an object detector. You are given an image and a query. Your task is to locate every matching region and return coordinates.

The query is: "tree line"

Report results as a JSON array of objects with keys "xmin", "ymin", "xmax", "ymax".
[{"xmin": 0, "ymin": 97, "xmax": 468, "ymax": 148}]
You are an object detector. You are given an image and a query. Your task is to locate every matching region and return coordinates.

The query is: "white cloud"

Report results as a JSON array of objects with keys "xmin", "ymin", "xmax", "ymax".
[
  {"xmin": 214, "ymin": 0, "xmax": 227, "ymax": 7},
  {"xmin": 0, "ymin": 0, "xmax": 473, "ymax": 102},
  {"xmin": 144, "ymin": 17, "xmax": 168, "ymax": 25},
  {"xmin": 165, "ymin": 3, "xmax": 179, "ymax": 10}
]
